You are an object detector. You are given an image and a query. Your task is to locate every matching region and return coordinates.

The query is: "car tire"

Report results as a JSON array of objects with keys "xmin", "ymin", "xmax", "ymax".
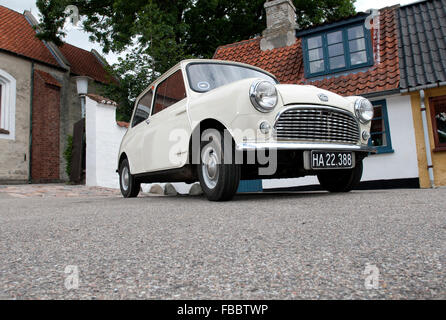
[
  {"xmin": 197, "ymin": 128, "xmax": 241, "ymax": 201},
  {"xmin": 317, "ymin": 160, "xmax": 363, "ymax": 193},
  {"xmin": 119, "ymin": 158, "xmax": 140, "ymax": 198}
]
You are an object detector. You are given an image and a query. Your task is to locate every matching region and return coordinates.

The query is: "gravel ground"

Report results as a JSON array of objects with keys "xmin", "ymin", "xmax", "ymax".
[{"xmin": 0, "ymin": 187, "xmax": 445, "ymax": 299}]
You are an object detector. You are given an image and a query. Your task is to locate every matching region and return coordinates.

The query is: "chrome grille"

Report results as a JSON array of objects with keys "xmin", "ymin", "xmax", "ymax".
[{"xmin": 274, "ymin": 106, "xmax": 360, "ymax": 144}]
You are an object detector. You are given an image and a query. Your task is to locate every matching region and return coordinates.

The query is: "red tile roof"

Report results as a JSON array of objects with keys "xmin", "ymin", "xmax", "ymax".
[
  {"xmin": 0, "ymin": 5, "xmax": 60, "ymax": 67},
  {"xmin": 59, "ymin": 43, "xmax": 111, "ymax": 84},
  {"xmin": 214, "ymin": 7, "xmax": 400, "ymax": 96},
  {"xmin": 35, "ymin": 69, "xmax": 61, "ymax": 87}
]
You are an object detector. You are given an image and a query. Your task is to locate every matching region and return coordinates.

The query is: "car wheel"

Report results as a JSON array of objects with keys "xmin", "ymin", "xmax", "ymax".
[
  {"xmin": 197, "ymin": 129, "xmax": 241, "ymax": 201},
  {"xmin": 119, "ymin": 158, "xmax": 140, "ymax": 198},
  {"xmin": 317, "ymin": 160, "xmax": 363, "ymax": 193}
]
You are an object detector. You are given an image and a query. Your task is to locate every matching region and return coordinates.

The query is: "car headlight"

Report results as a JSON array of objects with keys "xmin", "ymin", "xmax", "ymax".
[
  {"xmin": 354, "ymin": 98, "xmax": 374, "ymax": 123},
  {"xmin": 249, "ymin": 80, "xmax": 278, "ymax": 112}
]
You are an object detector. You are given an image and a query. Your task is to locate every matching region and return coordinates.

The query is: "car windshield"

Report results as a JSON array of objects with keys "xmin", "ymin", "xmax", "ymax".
[{"xmin": 186, "ymin": 63, "xmax": 278, "ymax": 93}]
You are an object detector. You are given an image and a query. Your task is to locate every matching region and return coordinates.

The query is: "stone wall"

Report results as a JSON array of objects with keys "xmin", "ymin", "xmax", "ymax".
[{"xmin": 0, "ymin": 52, "xmax": 32, "ymax": 183}]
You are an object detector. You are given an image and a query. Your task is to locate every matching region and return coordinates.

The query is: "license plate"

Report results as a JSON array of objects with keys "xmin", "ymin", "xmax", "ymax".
[{"xmin": 310, "ymin": 151, "xmax": 354, "ymax": 169}]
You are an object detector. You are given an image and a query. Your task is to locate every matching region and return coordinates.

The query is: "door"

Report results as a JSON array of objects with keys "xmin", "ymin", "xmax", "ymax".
[
  {"xmin": 125, "ymin": 89, "xmax": 153, "ymax": 174},
  {"xmin": 143, "ymin": 69, "xmax": 191, "ymax": 172}
]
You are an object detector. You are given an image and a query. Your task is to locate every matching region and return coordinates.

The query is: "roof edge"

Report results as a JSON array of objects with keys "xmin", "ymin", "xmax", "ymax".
[{"xmin": 23, "ymin": 10, "xmax": 71, "ymax": 70}]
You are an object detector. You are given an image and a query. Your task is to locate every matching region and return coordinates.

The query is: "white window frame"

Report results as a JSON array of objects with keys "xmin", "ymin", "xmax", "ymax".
[{"xmin": 0, "ymin": 69, "xmax": 16, "ymax": 140}]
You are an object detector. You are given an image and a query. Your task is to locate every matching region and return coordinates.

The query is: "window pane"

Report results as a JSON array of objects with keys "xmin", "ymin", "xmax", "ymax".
[
  {"xmin": 328, "ymin": 43, "xmax": 344, "ymax": 57},
  {"xmin": 371, "ymin": 132, "xmax": 387, "ymax": 147},
  {"xmin": 348, "ymin": 26, "xmax": 364, "ymax": 40},
  {"xmin": 327, "ymin": 31, "xmax": 343, "ymax": 44},
  {"xmin": 349, "ymin": 38, "xmax": 366, "ymax": 52},
  {"xmin": 153, "ymin": 70, "xmax": 187, "ymax": 115},
  {"xmin": 307, "ymin": 36, "xmax": 322, "ymax": 49},
  {"xmin": 350, "ymin": 51, "xmax": 367, "ymax": 65},
  {"xmin": 371, "ymin": 117, "xmax": 384, "ymax": 133},
  {"xmin": 370, "ymin": 104, "xmax": 386, "ymax": 148},
  {"xmin": 433, "ymin": 99, "xmax": 446, "ymax": 144},
  {"xmin": 309, "ymin": 48, "xmax": 323, "ymax": 61},
  {"xmin": 132, "ymin": 90, "xmax": 153, "ymax": 127},
  {"xmin": 310, "ymin": 60, "xmax": 324, "ymax": 74},
  {"xmin": 329, "ymin": 55, "xmax": 346, "ymax": 69},
  {"xmin": 373, "ymin": 105, "xmax": 383, "ymax": 118}
]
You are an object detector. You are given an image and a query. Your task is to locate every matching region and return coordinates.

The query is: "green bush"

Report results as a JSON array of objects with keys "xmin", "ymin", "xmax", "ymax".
[{"xmin": 64, "ymin": 135, "xmax": 73, "ymax": 177}]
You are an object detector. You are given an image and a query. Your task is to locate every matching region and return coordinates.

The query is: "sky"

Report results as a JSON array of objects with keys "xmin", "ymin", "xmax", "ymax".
[{"xmin": 1, "ymin": 0, "xmax": 419, "ymax": 65}]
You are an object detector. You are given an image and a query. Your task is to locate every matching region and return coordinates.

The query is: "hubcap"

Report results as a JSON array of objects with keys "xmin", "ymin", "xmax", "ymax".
[
  {"xmin": 121, "ymin": 166, "xmax": 129, "ymax": 191},
  {"xmin": 202, "ymin": 147, "xmax": 219, "ymax": 189}
]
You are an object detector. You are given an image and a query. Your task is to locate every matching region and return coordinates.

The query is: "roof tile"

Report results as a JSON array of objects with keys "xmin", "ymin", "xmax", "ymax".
[
  {"xmin": 0, "ymin": 5, "xmax": 59, "ymax": 67},
  {"xmin": 397, "ymin": 0, "xmax": 446, "ymax": 89},
  {"xmin": 59, "ymin": 43, "xmax": 112, "ymax": 84}
]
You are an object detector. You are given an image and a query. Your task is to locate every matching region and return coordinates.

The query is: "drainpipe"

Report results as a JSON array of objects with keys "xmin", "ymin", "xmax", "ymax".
[
  {"xmin": 419, "ymin": 89, "xmax": 435, "ymax": 188},
  {"xmin": 28, "ymin": 62, "xmax": 34, "ymax": 183}
]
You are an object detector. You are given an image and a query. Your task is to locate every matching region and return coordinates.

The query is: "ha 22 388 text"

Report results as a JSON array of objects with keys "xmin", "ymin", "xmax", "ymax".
[{"xmin": 305, "ymin": 151, "xmax": 355, "ymax": 170}]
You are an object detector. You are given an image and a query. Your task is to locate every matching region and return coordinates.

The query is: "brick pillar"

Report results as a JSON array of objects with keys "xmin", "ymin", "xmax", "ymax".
[{"xmin": 31, "ymin": 70, "xmax": 61, "ymax": 182}]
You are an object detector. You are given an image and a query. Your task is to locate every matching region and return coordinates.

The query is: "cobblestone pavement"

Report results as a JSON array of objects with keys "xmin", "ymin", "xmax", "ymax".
[{"xmin": 0, "ymin": 186, "xmax": 445, "ymax": 299}]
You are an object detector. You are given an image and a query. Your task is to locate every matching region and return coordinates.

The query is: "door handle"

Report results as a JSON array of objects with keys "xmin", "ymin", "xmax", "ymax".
[{"xmin": 145, "ymin": 119, "xmax": 150, "ymax": 125}]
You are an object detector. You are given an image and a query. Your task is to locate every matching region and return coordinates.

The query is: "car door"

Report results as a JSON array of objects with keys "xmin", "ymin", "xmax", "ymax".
[
  {"xmin": 125, "ymin": 89, "xmax": 153, "ymax": 174},
  {"xmin": 143, "ymin": 69, "xmax": 191, "ymax": 172}
]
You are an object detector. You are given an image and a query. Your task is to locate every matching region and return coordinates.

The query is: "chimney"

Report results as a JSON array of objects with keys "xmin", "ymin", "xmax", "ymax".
[{"xmin": 260, "ymin": 0, "xmax": 298, "ymax": 51}]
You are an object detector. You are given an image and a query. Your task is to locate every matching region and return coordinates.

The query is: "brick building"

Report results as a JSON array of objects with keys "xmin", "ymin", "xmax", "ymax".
[{"xmin": 0, "ymin": 5, "xmax": 112, "ymax": 183}]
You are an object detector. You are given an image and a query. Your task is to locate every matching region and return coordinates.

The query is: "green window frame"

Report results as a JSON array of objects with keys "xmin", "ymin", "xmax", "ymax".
[
  {"xmin": 302, "ymin": 23, "xmax": 374, "ymax": 78},
  {"xmin": 369, "ymin": 99, "xmax": 394, "ymax": 154}
]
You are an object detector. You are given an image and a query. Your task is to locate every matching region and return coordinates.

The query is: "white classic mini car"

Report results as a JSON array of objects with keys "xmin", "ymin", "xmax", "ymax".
[{"xmin": 118, "ymin": 59, "xmax": 375, "ymax": 201}]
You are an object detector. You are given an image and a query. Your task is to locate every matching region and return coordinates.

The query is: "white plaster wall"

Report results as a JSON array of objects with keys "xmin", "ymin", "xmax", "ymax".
[
  {"xmin": 262, "ymin": 94, "xmax": 419, "ymax": 189},
  {"xmin": 85, "ymin": 96, "xmax": 193, "ymax": 193}
]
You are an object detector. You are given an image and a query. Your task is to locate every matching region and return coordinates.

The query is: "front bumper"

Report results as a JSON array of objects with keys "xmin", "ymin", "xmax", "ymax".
[{"xmin": 236, "ymin": 142, "xmax": 376, "ymax": 153}]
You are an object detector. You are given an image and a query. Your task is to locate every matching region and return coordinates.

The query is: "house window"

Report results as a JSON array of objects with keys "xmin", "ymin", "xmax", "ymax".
[
  {"xmin": 0, "ymin": 69, "xmax": 16, "ymax": 139},
  {"xmin": 152, "ymin": 70, "xmax": 186, "ymax": 116},
  {"xmin": 303, "ymin": 23, "xmax": 373, "ymax": 77},
  {"xmin": 369, "ymin": 100, "xmax": 393, "ymax": 154},
  {"xmin": 429, "ymin": 96, "xmax": 446, "ymax": 151}
]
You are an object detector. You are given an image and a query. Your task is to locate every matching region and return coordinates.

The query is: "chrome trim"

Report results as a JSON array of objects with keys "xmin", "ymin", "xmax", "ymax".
[
  {"xmin": 274, "ymin": 104, "xmax": 358, "ymax": 126},
  {"xmin": 249, "ymin": 80, "xmax": 278, "ymax": 113},
  {"xmin": 354, "ymin": 98, "xmax": 373, "ymax": 124},
  {"xmin": 273, "ymin": 105, "xmax": 361, "ymax": 144},
  {"xmin": 236, "ymin": 142, "xmax": 376, "ymax": 153}
]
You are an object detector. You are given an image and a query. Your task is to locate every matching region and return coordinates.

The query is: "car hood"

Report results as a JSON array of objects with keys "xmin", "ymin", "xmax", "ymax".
[{"xmin": 276, "ymin": 84, "xmax": 354, "ymax": 112}]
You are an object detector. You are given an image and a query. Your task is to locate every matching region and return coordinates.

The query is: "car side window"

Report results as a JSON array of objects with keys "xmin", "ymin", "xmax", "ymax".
[
  {"xmin": 152, "ymin": 70, "xmax": 187, "ymax": 115},
  {"xmin": 132, "ymin": 89, "xmax": 153, "ymax": 127}
]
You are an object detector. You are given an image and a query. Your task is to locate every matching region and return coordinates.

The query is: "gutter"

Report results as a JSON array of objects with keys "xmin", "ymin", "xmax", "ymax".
[
  {"xmin": 400, "ymin": 81, "xmax": 446, "ymax": 93},
  {"xmin": 419, "ymin": 89, "xmax": 435, "ymax": 188},
  {"xmin": 28, "ymin": 62, "xmax": 34, "ymax": 183}
]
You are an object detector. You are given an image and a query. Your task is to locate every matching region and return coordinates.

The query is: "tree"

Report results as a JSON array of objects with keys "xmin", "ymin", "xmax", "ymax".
[{"xmin": 36, "ymin": 0, "xmax": 356, "ymax": 120}]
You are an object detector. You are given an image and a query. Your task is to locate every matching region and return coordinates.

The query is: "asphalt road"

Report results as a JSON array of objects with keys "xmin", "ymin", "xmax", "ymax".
[{"xmin": 0, "ymin": 188, "xmax": 445, "ymax": 299}]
